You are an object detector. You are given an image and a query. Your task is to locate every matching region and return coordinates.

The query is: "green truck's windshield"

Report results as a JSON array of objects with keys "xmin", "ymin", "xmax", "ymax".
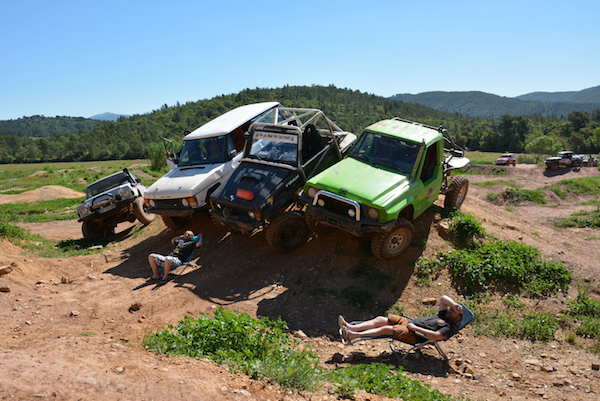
[
  {"xmin": 179, "ymin": 136, "xmax": 228, "ymax": 167},
  {"xmin": 349, "ymin": 131, "xmax": 420, "ymax": 175}
]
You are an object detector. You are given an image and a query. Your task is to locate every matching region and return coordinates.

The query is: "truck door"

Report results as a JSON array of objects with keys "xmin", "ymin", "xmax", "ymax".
[{"xmin": 414, "ymin": 141, "xmax": 443, "ymax": 216}]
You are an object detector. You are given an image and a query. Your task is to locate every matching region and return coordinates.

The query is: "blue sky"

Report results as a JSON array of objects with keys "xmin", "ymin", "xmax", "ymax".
[{"xmin": 1, "ymin": 0, "xmax": 599, "ymax": 119}]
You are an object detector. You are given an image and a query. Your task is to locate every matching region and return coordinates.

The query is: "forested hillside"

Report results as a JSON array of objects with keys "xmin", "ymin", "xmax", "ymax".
[
  {"xmin": 391, "ymin": 90, "xmax": 600, "ymax": 117},
  {"xmin": 0, "ymin": 115, "xmax": 103, "ymax": 138},
  {"xmin": 516, "ymin": 85, "xmax": 600, "ymax": 103},
  {"xmin": 0, "ymin": 86, "xmax": 453, "ymax": 163},
  {"xmin": 1, "ymin": 85, "xmax": 600, "ymax": 164}
]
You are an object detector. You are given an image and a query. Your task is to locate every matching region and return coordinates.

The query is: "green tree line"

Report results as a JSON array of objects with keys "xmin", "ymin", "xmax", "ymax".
[
  {"xmin": 1, "ymin": 86, "xmax": 599, "ymax": 163},
  {"xmin": 0, "ymin": 115, "xmax": 103, "ymax": 138}
]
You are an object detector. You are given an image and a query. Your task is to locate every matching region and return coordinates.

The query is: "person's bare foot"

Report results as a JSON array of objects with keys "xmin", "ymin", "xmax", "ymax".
[{"xmin": 338, "ymin": 315, "xmax": 349, "ymax": 330}]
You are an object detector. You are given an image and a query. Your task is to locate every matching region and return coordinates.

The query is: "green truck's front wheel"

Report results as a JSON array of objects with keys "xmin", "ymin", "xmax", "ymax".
[{"xmin": 371, "ymin": 218, "xmax": 414, "ymax": 259}]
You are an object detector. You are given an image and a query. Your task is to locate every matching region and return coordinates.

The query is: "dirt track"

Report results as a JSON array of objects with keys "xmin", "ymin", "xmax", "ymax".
[
  {"xmin": 1, "ymin": 165, "xmax": 600, "ymax": 401},
  {"xmin": 0, "ymin": 186, "xmax": 84, "ymax": 205}
]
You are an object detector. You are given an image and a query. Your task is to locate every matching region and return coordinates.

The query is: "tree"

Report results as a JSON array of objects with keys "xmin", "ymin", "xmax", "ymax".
[{"xmin": 524, "ymin": 135, "xmax": 561, "ymax": 161}]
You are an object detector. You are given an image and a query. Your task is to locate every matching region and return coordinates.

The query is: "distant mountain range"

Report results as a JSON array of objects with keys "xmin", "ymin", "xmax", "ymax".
[
  {"xmin": 89, "ymin": 112, "xmax": 128, "ymax": 121},
  {"xmin": 391, "ymin": 85, "xmax": 600, "ymax": 117}
]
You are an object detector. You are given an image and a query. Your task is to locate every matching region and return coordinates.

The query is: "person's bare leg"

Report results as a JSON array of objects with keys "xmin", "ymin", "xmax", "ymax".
[
  {"xmin": 148, "ymin": 255, "xmax": 160, "ymax": 279},
  {"xmin": 346, "ymin": 326, "xmax": 395, "ymax": 340},
  {"xmin": 162, "ymin": 261, "xmax": 173, "ymax": 280},
  {"xmin": 344, "ymin": 316, "xmax": 389, "ymax": 332}
]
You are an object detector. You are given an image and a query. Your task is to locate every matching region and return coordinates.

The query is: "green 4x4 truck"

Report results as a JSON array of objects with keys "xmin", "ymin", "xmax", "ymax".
[{"xmin": 302, "ymin": 117, "xmax": 470, "ymax": 259}]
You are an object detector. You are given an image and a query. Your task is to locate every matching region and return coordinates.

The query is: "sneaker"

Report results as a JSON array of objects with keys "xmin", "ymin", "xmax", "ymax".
[{"xmin": 339, "ymin": 327, "xmax": 352, "ymax": 345}]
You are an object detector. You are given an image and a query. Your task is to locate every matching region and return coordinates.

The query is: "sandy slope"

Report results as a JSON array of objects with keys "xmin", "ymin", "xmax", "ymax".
[{"xmin": 0, "ymin": 186, "xmax": 84, "ymax": 205}]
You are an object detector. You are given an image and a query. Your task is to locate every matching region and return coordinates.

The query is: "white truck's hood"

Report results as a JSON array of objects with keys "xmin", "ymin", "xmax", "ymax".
[{"xmin": 144, "ymin": 164, "xmax": 223, "ymax": 199}]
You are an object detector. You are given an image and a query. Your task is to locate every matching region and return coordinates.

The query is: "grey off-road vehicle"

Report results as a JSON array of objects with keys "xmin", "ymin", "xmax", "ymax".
[{"xmin": 76, "ymin": 169, "xmax": 155, "ymax": 240}]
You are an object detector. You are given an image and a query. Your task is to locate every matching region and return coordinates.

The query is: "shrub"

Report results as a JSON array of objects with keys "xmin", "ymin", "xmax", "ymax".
[
  {"xmin": 414, "ymin": 258, "xmax": 444, "ymax": 286},
  {"xmin": 147, "ymin": 143, "xmax": 167, "ymax": 172},
  {"xmin": 473, "ymin": 310, "xmax": 557, "ymax": 342},
  {"xmin": 567, "ymin": 291, "xmax": 600, "ymax": 318},
  {"xmin": 547, "ymin": 176, "xmax": 600, "ymax": 198},
  {"xmin": 554, "ymin": 208, "xmax": 600, "ymax": 228},
  {"xmin": 328, "ymin": 364, "xmax": 456, "ymax": 401},
  {"xmin": 519, "ymin": 313, "xmax": 558, "ymax": 342},
  {"xmin": 441, "ymin": 240, "xmax": 571, "ymax": 296},
  {"xmin": 575, "ymin": 318, "xmax": 600, "ymax": 339},
  {"xmin": 448, "ymin": 212, "xmax": 486, "ymax": 247},
  {"xmin": 487, "ymin": 187, "xmax": 546, "ymax": 205},
  {"xmin": 144, "ymin": 308, "xmax": 323, "ymax": 390}
]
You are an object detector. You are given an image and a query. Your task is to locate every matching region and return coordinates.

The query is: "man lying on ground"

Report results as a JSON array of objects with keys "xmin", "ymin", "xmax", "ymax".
[
  {"xmin": 147, "ymin": 230, "xmax": 203, "ymax": 281},
  {"xmin": 338, "ymin": 295, "xmax": 463, "ymax": 345}
]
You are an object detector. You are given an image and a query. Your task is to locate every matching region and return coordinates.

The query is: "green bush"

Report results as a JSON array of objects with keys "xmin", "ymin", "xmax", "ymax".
[
  {"xmin": 448, "ymin": 212, "xmax": 486, "ymax": 247},
  {"xmin": 548, "ymin": 176, "xmax": 600, "ymax": 198},
  {"xmin": 575, "ymin": 318, "xmax": 600, "ymax": 339},
  {"xmin": 148, "ymin": 143, "xmax": 167, "ymax": 172},
  {"xmin": 328, "ymin": 364, "xmax": 456, "ymax": 401},
  {"xmin": 144, "ymin": 308, "xmax": 323, "ymax": 390},
  {"xmin": 487, "ymin": 187, "xmax": 546, "ymax": 205},
  {"xmin": 441, "ymin": 240, "xmax": 571, "ymax": 297},
  {"xmin": 414, "ymin": 258, "xmax": 444, "ymax": 286},
  {"xmin": 554, "ymin": 208, "xmax": 600, "ymax": 228},
  {"xmin": 567, "ymin": 291, "xmax": 600, "ymax": 318},
  {"xmin": 473, "ymin": 310, "xmax": 557, "ymax": 342}
]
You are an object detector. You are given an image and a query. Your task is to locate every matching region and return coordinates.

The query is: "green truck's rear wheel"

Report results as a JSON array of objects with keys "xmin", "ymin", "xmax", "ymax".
[
  {"xmin": 371, "ymin": 218, "xmax": 414, "ymax": 259},
  {"xmin": 444, "ymin": 176, "xmax": 469, "ymax": 210}
]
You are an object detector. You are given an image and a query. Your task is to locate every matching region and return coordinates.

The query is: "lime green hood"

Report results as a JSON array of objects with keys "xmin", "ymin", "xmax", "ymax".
[{"xmin": 308, "ymin": 157, "xmax": 410, "ymax": 207}]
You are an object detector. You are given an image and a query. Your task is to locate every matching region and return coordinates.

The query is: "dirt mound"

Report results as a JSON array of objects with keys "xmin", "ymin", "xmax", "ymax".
[
  {"xmin": 16, "ymin": 220, "xmax": 137, "ymax": 241},
  {"xmin": 0, "ymin": 185, "xmax": 84, "ymax": 204}
]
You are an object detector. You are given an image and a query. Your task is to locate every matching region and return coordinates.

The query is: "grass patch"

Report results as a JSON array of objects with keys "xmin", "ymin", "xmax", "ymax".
[
  {"xmin": 413, "ymin": 258, "xmax": 444, "ymax": 286},
  {"xmin": 453, "ymin": 165, "xmax": 507, "ymax": 176},
  {"xmin": 547, "ymin": 176, "xmax": 600, "ymax": 199},
  {"xmin": 144, "ymin": 308, "xmax": 323, "ymax": 390},
  {"xmin": 564, "ymin": 291, "xmax": 600, "ymax": 342},
  {"xmin": 0, "ymin": 197, "xmax": 83, "ymax": 223},
  {"xmin": 447, "ymin": 211, "xmax": 486, "ymax": 248},
  {"xmin": 554, "ymin": 208, "xmax": 600, "ymax": 229},
  {"xmin": 472, "ymin": 180, "xmax": 517, "ymax": 188},
  {"xmin": 472, "ymin": 310, "xmax": 557, "ymax": 342},
  {"xmin": 487, "ymin": 187, "xmax": 546, "ymax": 205},
  {"xmin": 329, "ymin": 364, "xmax": 457, "ymax": 401},
  {"xmin": 441, "ymin": 240, "xmax": 571, "ymax": 297}
]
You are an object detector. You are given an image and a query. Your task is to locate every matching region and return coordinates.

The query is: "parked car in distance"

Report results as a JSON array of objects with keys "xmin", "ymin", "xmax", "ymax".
[
  {"xmin": 76, "ymin": 168, "xmax": 154, "ymax": 241},
  {"xmin": 495, "ymin": 153, "xmax": 516, "ymax": 166},
  {"xmin": 545, "ymin": 151, "xmax": 580, "ymax": 170},
  {"xmin": 576, "ymin": 154, "xmax": 598, "ymax": 167},
  {"xmin": 143, "ymin": 102, "xmax": 281, "ymax": 230}
]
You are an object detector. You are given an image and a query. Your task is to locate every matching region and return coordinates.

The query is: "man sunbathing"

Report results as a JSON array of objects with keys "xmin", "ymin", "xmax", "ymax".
[
  {"xmin": 338, "ymin": 295, "xmax": 464, "ymax": 345},
  {"xmin": 147, "ymin": 230, "xmax": 202, "ymax": 281}
]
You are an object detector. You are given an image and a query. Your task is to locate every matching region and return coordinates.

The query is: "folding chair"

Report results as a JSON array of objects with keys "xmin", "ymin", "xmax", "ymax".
[{"xmin": 347, "ymin": 303, "xmax": 475, "ymax": 362}]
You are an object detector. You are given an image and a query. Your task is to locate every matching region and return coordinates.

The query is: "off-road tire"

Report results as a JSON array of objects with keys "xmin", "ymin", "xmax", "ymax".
[
  {"xmin": 265, "ymin": 212, "xmax": 309, "ymax": 252},
  {"xmin": 370, "ymin": 218, "xmax": 414, "ymax": 259},
  {"xmin": 444, "ymin": 176, "xmax": 469, "ymax": 210},
  {"xmin": 133, "ymin": 197, "xmax": 155, "ymax": 225},
  {"xmin": 81, "ymin": 220, "xmax": 113, "ymax": 242},
  {"xmin": 161, "ymin": 216, "xmax": 187, "ymax": 231}
]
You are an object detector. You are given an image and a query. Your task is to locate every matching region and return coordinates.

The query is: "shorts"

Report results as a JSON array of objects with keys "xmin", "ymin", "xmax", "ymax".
[
  {"xmin": 149, "ymin": 253, "xmax": 183, "ymax": 270},
  {"xmin": 387, "ymin": 314, "xmax": 418, "ymax": 344}
]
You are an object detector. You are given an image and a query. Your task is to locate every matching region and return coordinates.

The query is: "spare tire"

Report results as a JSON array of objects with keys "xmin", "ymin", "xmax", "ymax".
[
  {"xmin": 265, "ymin": 212, "xmax": 309, "ymax": 252},
  {"xmin": 444, "ymin": 176, "xmax": 469, "ymax": 210},
  {"xmin": 133, "ymin": 197, "xmax": 155, "ymax": 225}
]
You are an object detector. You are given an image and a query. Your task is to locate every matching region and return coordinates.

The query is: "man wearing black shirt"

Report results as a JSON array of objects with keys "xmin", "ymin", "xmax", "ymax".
[
  {"xmin": 338, "ymin": 295, "xmax": 463, "ymax": 344},
  {"xmin": 147, "ymin": 230, "xmax": 203, "ymax": 281}
]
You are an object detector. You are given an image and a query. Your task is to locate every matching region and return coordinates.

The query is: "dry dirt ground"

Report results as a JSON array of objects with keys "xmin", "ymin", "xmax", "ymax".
[
  {"xmin": 1, "ymin": 166, "xmax": 600, "ymax": 401},
  {"xmin": 0, "ymin": 186, "xmax": 84, "ymax": 205}
]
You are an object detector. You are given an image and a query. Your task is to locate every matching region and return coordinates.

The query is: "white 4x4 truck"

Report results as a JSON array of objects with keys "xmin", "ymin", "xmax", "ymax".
[{"xmin": 143, "ymin": 102, "xmax": 281, "ymax": 229}]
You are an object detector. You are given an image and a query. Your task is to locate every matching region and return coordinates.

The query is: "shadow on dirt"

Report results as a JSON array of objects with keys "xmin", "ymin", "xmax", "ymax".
[
  {"xmin": 105, "ymin": 208, "xmax": 437, "ymax": 337},
  {"xmin": 327, "ymin": 347, "xmax": 451, "ymax": 377}
]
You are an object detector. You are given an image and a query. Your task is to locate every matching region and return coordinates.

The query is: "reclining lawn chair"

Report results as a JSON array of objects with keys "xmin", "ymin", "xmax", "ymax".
[{"xmin": 348, "ymin": 303, "xmax": 475, "ymax": 362}]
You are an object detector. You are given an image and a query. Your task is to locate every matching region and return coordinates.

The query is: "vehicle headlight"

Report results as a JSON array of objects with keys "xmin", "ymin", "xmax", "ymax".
[
  {"xmin": 367, "ymin": 207, "xmax": 379, "ymax": 220},
  {"xmin": 317, "ymin": 199, "xmax": 325, "ymax": 207},
  {"xmin": 307, "ymin": 187, "xmax": 317, "ymax": 198},
  {"xmin": 149, "ymin": 199, "xmax": 155, "ymax": 207},
  {"xmin": 348, "ymin": 209, "xmax": 356, "ymax": 218},
  {"xmin": 248, "ymin": 211, "xmax": 255, "ymax": 219},
  {"xmin": 78, "ymin": 204, "xmax": 90, "ymax": 217},
  {"xmin": 182, "ymin": 199, "xmax": 189, "ymax": 207}
]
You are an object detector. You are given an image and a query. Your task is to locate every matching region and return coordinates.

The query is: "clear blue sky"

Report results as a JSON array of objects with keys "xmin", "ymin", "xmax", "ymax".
[{"xmin": 1, "ymin": 0, "xmax": 599, "ymax": 119}]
